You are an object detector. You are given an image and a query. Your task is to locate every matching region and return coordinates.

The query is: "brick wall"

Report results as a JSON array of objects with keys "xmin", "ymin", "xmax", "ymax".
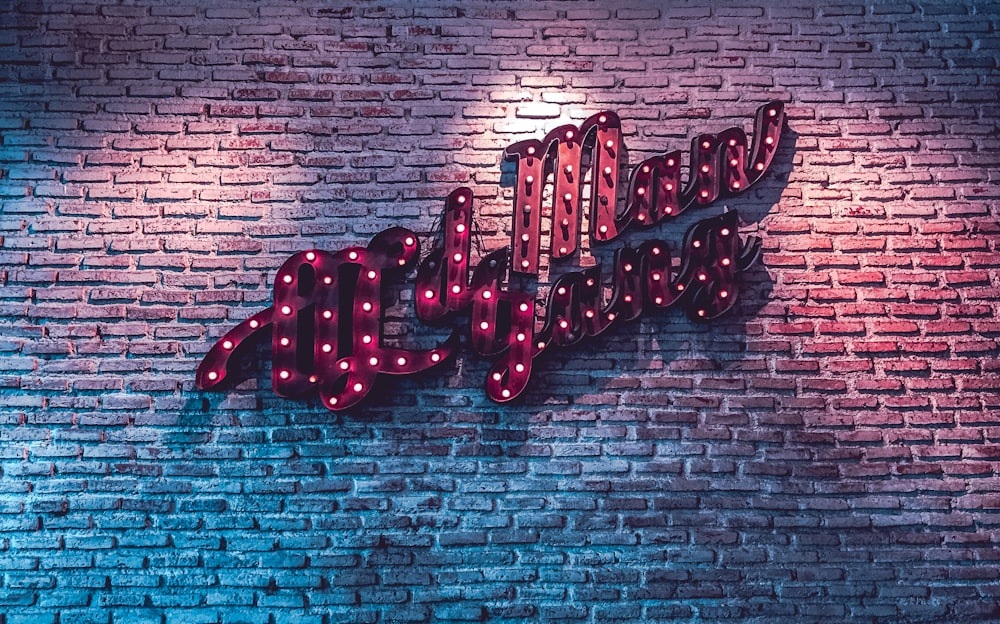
[{"xmin": 1, "ymin": 1, "xmax": 999, "ymax": 622}]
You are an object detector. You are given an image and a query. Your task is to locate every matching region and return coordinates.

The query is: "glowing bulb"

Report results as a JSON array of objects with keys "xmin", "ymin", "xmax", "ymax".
[
  {"xmin": 729, "ymin": 139, "xmax": 737, "ymax": 146},
  {"xmin": 367, "ymin": 270, "xmax": 377, "ymax": 280},
  {"xmin": 721, "ymin": 228, "xmax": 730, "ymax": 236},
  {"xmin": 722, "ymin": 258, "xmax": 731, "ymax": 266},
  {"xmin": 665, "ymin": 206, "xmax": 673, "ymax": 214},
  {"xmin": 329, "ymin": 397, "xmax": 338, "ymax": 406},
  {"xmin": 606, "ymin": 140, "xmax": 613, "ymax": 149},
  {"xmin": 451, "ymin": 284, "xmax": 461, "ymax": 294},
  {"xmin": 768, "ymin": 108, "xmax": 777, "ymax": 117},
  {"xmin": 250, "ymin": 320, "xmax": 259, "ymax": 329},
  {"xmin": 732, "ymin": 181, "xmax": 741, "ymax": 189},
  {"xmin": 397, "ymin": 357, "xmax": 407, "ymax": 366},
  {"xmin": 720, "ymin": 290, "xmax": 729, "ymax": 298},
  {"xmin": 677, "ymin": 284, "xmax": 685, "ymax": 291},
  {"xmin": 652, "ymin": 247, "xmax": 660, "ymax": 255},
  {"xmin": 431, "ymin": 352, "xmax": 441, "ymax": 362},
  {"xmin": 702, "ymin": 140, "xmax": 711, "ymax": 149},
  {"xmin": 624, "ymin": 295, "xmax": 632, "ymax": 303},
  {"xmin": 623, "ymin": 263, "xmax": 633, "ymax": 273},
  {"xmin": 698, "ymin": 309, "xmax": 706, "ymax": 317},
  {"xmin": 557, "ymin": 287, "xmax": 566, "ymax": 295},
  {"xmin": 362, "ymin": 335, "xmax": 372, "ymax": 344},
  {"xmin": 652, "ymin": 272, "xmax": 661, "ymax": 281},
  {"xmin": 222, "ymin": 340, "xmax": 233, "ymax": 350},
  {"xmin": 492, "ymin": 372, "xmax": 502, "ymax": 381},
  {"xmin": 561, "ymin": 219, "xmax": 569, "ymax": 227},
  {"xmin": 519, "ymin": 303, "xmax": 529, "ymax": 312},
  {"xmin": 323, "ymin": 310, "xmax": 332, "ymax": 319},
  {"xmin": 537, "ymin": 341, "xmax": 546, "ymax": 349},
  {"xmin": 322, "ymin": 343, "xmax": 332, "ymax": 353},
  {"xmin": 665, "ymin": 184, "xmax": 673, "ymax": 191},
  {"xmin": 281, "ymin": 305, "xmax": 292, "ymax": 315},
  {"xmin": 453, "ymin": 253, "xmax": 463, "ymax": 263},
  {"xmin": 692, "ymin": 240, "xmax": 701, "ymax": 248},
  {"xmin": 339, "ymin": 361, "xmax": 349, "ymax": 371},
  {"xmin": 642, "ymin": 165, "xmax": 650, "ymax": 173},
  {"xmin": 667, "ymin": 158, "xmax": 675, "ymax": 167},
  {"xmin": 482, "ymin": 290, "xmax": 492, "ymax": 300},
  {"xmin": 515, "ymin": 364, "xmax": 524, "ymax": 373},
  {"xmin": 456, "ymin": 223, "xmax": 466, "ymax": 233},
  {"xmin": 700, "ymin": 190, "xmax": 709, "ymax": 198},
  {"xmin": 565, "ymin": 130, "xmax": 574, "ymax": 140},
  {"xmin": 655, "ymin": 296, "xmax": 663, "ymax": 305},
  {"xmin": 207, "ymin": 371, "xmax": 218, "ymax": 381},
  {"xmin": 516, "ymin": 332, "xmax": 526, "ymax": 341},
  {"xmin": 353, "ymin": 382, "xmax": 363, "ymax": 392},
  {"xmin": 698, "ymin": 273, "xmax": 707, "ymax": 281},
  {"xmin": 457, "ymin": 195, "xmax": 466, "ymax": 204},
  {"xmin": 324, "ymin": 276, "xmax": 332, "ymax": 285},
  {"xmin": 564, "ymin": 193, "xmax": 572, "ymax": 201},
  {"xmin": 502, "ymin": 389, "xmax": 511, "ymax": 398},
  {"xmin": 282, "ymin": 274, "xmax": 293, "ymax": 284},
  {"xmin": 362, "ymin": 302, "xmax": 372, "ymax": 312},
  {"xmin": 599, "ymin": 225, "xmax": 608, "ymax": 234},
  {"xmin": 521, "ymin": 233, "xmax": 530, "ymax": 242},
  {"xmin": 598, "ymin": 115, "xmax": 607, "ymax": 123},
  {"xmin": 559, "ymin": 246, "xmax": 567, "ymax": 254},
  {"xmin": 607, "ymin": 313, "xmax": 616, "ymax": 321},
  {"xmin": 404, "ymin": 236, "xmax": 415, "ymax": 246},
  {"xmin": 306, "ymin": 251, "xmax": 316, "ymax": 261},
  {"xmin": 730, "ymin": 158, "xmax": 739, "ymax": 166},
  {"xmin": 526, "ymin": 175, "xmax": 534, "ymax": 184},
  {"xmin": 765, "ymin": 136, "xmax": 774, "ymax": 145},
  {"xmin": 585, "ymin": 310, "xmax": 594, "ymax": 318},
  {"xmin": 279, "ymin": 370, "xmax": 290, "ymax": 380},
  {"xmin": 756, "ymin": 162, "xmax": 765, "ymax": 171},
  {"xmin": 309, "ymin": 375, "xmax": 317, "ymax": 383},
  {"xmin": 369, "ymin": 357, "xmax": 379, "ymax": 366},
  {"xmin": 565, "ymin": 165, "xmax": 573, "ymax": 174},
  {"xmin": 280, "ymin": 337, "xmax": 290, "ymax": 346},
  {"xmin": 637, "ymin": 187, "xmax": 645, "ymax": 196},
  {"xmin": 604, "ymin": 166, "xmax": 612, "ymax": 175},
  {"xmin": 424, "ymin": 289, "xmax": 435, "ymax": 300},
  {"xmin": 521, "ymin": 260, "xmax": 530, "ymax": 268},
  {"xmin": 559, "ymin": 319, "xmax": 569, "ymax": 329},
  {"xmin": 480, "ymin": 321, "xmax": 489, "ymax": 330},
  {"xmin": 348, "ymin": 251, "xmax": 358, "ymax": 261},
  {"xmin": 527, "ymin": 146, "xmax": 535, "ymax": 155}
]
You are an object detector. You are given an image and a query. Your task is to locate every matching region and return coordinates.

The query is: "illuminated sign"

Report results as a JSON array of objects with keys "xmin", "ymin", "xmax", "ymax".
[{"xmin": 197, "ymin": 102, "xmax": 786, "ymax": 409}]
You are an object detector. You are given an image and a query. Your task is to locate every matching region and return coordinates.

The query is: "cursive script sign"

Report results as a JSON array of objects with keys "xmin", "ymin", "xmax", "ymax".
[{"xmin": 197, "ymin": 101, "xmax": 785, "ymax": 409}]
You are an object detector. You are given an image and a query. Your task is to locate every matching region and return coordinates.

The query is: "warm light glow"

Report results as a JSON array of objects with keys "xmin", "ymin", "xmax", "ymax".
[
  {"xmin": 456, "ymin": 223, "xmax": 466, "ymax": 233},
  {"xmin": 362, "ymin": 302, "xmax": 373, "ymax": 312},
  {"xmin": 564, "ymin": 193, "xmax": 572, "ymax": 201},
  {"xmin": 521, "ymin": 233, "xmax": 530, "ymax": 242},
  {"xmin": 559, "ymin": 246, "xmax": 567, "ymax": 254},
  {"xmin": 586, "ymin": 279, "xmax": 594, "ymax": 287},
  {"xmin": 348, "ymin": 251, "xmax": 358, "ymax": 261},
  {"xmin": 339, "ymin": 361, "xmax": 349, "ymax": 370},
  {"xmin": 250, "ymin": 320, "xmax": 259, "ymax": 329},
  {"xmin": 323, "ymin": 310, "xmax": 332, "ymax": 319},
  {"xmin": 280, "ymin": 337, "xmax": 290, "ymax": 346},
  {"xmin": 282, "ymin": 274, "xmax": 293, "ymax": 284},
  {"xmin": 453, "ymin": 253, "xmax": 463, "ymax": 263},
  {"xmin": 482, "ymin": 290, "xmax": 492, "ymax": 300},
  {"xmin": 369, "ymin": 356, "xmax": 379, "ymax": 366},
  {"xmin": 756, "ymin": 162, "xmax": 765, "ymax": 171},
  {"xmin": 537, "ymin": 341, "xmax": 546, "ymax": 349},
  {"xmin": 730, "ymin": 158, "xmax": 739, "ymax": 166},
  {"xmin": 431, "ymin": 352, "xmax": 441, "ymax": 362},
  {"xmin": 698, "ymin": 273, "xmax": 707, "ymax": 281},
  {"xmin": 623, "ymin": 263, "xmax": 633, "ymax": 273},
  {"xmin": 521, "ymin": 260, "xmax": 530, "ymax": 268},
  {"xmin": 527, "ymin": 146, "xmax": 536, "ymax": 155},
  {"xmin": 606, "ymin": 140, "xmax": 613, "ymax": 149},
  {"xmin": 451, "ymin": 284, "xmax": 461, "ymax": 294},
  {"xmin": 324, "ymin": 276, "xmax": 332, "ymax": 285},
  {"xmin": 557, "ymin": 287, "xmax": 566, "ymax": 295},
  {"xmin": 721, "ymin": 228, "xmax": 730, "ymax": 236},
  {"xmin": 515, "ymin": 364, "xmax": 524, "ymax": 373},
  {"xmin": 516, "ymin": 332, "xmax": 526, "ymax": 341},
  {"xmin": 642, "ymin": 165, "xmax": 650, "ymax": 173},
  {"xmin": 604, "ymin": 166, "xmax": 612, "ymax": 175},
  {"xmin": 765, "ymin": 136, "xmax": 774, "ymax": 145},
  {"xmin": 353, "ymin": 382, "xmax": 363, "ymax": 392},
  {"xmin": 526, "ymin": 175, "xmax": 534, "ymax": 184},
  {"xmin": 652, "ymin": 247, "xmax": 660, "ymax": 255},
  {"xmin": 208, "ymin": 371, "xmax": 218, "ymax": 381},
  {"xmin": 306, "ymin": 251, "xmax": 316, "ymax": 261},
  {"xmin": 309, "ymin": 375, "xmax": 317, "ymax": 383},
  {"xmin": 362, "ymin": 334, "xmax": 372, "ymax": 344},
  {"xmin": 720, "ymin": 290, "xmax": 729, "ymax": 298},
  {"xmin": 624, "ymin": 295, "xmax": 632, "ymax": 303},
  {"xmin": 492, "ymin": 372, "xmax": 502, "ymax": 381},
  {"xmin": 693, "ymin": 241, "xmax": 701, "ymax": 248},
  {"xmin": 559, "ymin": 319, "xmax": 569, "ymax": 329},
  {"xmin": 654, "ymin": 296, "xmax": 663, "ymax": 305},
  {"xmin": 565, "ymin": 130, "xmax": 574, "ymax": 140},
  {"xmin": 585, "ymin": 310, "xmax": 595, "ymax": 318},
  {"xmin": 397, "ymin": 357, "xmax": 407, "ymax": 366},
  {"xmin": 677, "ymin": 284, "xmax": 685, "ymax": 291},
  {"xmin": 480, "ymin": 321, "xmax": 489, "ymax": 330},
  {"xmin": 404, "ymin": 236, "xmax": 415, "ymax": 246},
  {"xmin": 652, "ymin": 273, "xmax": 661, "ymax": 281},
  {"xmin": 502, "ymin": 389, "xmax": 511, "ymax": 398},
  {"xmin": 768, "ymin": 108, "xmax": 777, "ymax": 117},
  {"xmin": 279, "ymin": 370, "xmax": 290, "ymax": 379},
  {"xmin": 598, "ymin": 115, "xmax": 607, "ymax": 124},
  {"xmin": 665, "ymin": 184, "xmax": 673, "ymax": 191},
  {"xmin": 367, "ymin": 270, "xmax": 377, "ymax": 280},
  {"xmin": 565, "ymin": 165, "xmax": 573, "ymax": 174},
  {"xmin": 424, "ymin": 289, "xmax": 435, "ymax": 300},
  {"xmin": 457, "ymin": 195, "xmax": 466, "ymax": 204},
  {"xmin": 599, "ymin": 225, "xmax": 608, "ymax": 234},
  {"xmin": 700, "ymin": 190, "xmax": 709, "ymax": 198},
  {"xmin": 322, "ymin": 343, "xmax": 332, "ymax": 353},
  {"xmin": 697, "ymin": 309, "xmax": 706, "ymax": 317},
  {"xmin": 667, "ymin": 158, "xmax": 675, "ymax": 167},
  {"xmin": 607, "ymin": 313, "xmax": 616, "ymax": 321},
  {"xmin": 729, "ymin": 139, "xmax": 737, "ymax": 146},
  {"xmin": 732, "ymin": 181, "xmax": 741, "ymax": 189},
  {"xmin": 637, "ymin": 187, "xmax": 645, "ymax": 196},
  {"xmin": 722, "ymin": 258, "xmax": 731, "ymax": 266},
  {"xmin": 702, "ymin": 141, "xmax": 711, "ymax": 149},
  {"xmin": 329, "ymin": 397, "xmax": 338, "ymax": 406},
  {"xmin": 222, "ymin": 340, "xmax": 233, "ymax": 350},
  {"xmin": 281, "ymin": 305, "xmax": 292, "ymax": 315}
]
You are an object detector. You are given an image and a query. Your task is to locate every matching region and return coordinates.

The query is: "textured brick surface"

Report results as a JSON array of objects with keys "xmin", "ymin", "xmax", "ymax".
[{"xmin": 1, "ymin": 1, "xmax": 999, "ymax": 622}]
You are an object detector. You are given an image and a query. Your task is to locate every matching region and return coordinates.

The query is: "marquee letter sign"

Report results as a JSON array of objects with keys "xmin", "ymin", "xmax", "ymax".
[{"xmin": 197, "ymin": 101, "xmax": 786, "ymax": 408}]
